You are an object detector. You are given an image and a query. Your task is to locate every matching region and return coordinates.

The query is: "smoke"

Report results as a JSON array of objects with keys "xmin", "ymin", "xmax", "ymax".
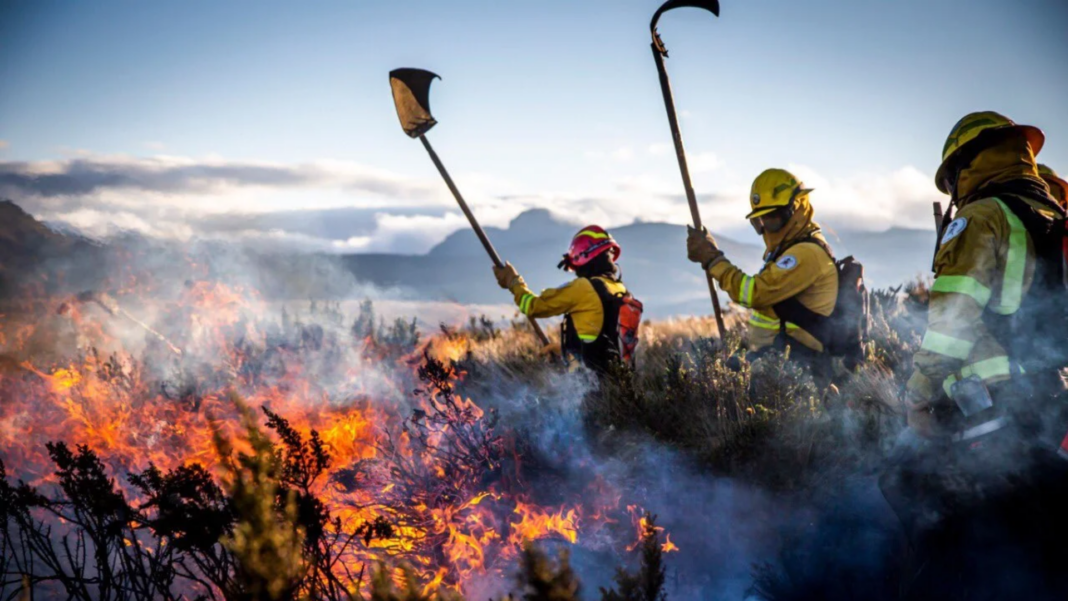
[
  {"xmin": 3, "ymin": 212, "xmax": 1067, "ymax": 600},
  {"xmin": 448, "ymin": 357, "xmax": 904, "ymax": 599}
]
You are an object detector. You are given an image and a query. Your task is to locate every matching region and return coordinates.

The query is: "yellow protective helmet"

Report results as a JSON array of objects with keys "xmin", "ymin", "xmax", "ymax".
[
  {"xmin": 935, "ymin": 111, "xmax": 1044, "ymax": 194},
  {"xmin": 747, "ymin": 168, "xmax": 813, "ymax": 219},
  {"xmin": 1038, "ymin": 164, "xmax": 1068, "ymax": 204}
]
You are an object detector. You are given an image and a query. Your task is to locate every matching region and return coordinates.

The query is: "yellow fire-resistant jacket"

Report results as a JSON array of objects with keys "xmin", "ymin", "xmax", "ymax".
[
  {"xmin": 909, "ymin": 195, "xmax": 1051, "ymax": 401},
  {"xmin": 508, "ymin": 276, "xmax": 626, "ymax": 342},
  {"xmin": 706, "ymin": 195, "xmax": 838, "ymax": 353},
  {"xmin": 908, "ymin": 143, "xmax": 1058, "ymax": 404}
]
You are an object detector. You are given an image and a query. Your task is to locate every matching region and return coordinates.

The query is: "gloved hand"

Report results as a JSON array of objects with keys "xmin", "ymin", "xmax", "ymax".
[
  {"xmin": 537, "ymin": 340, "xmax": 561, "ymax": 358},
  {"xmin": 905, "ymin": 371, "xmax": 940, "ymax": 439},
  {"xmin": 493, "ymin": 262, "xmax": 523, "ymax": 290},
  {"xmin": 686, "ymin": 226, "xmax": 724, "ymax": 270}
]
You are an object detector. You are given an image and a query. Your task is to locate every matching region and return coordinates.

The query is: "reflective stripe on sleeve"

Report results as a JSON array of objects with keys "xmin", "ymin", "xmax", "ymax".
[
  {"xmin": 738, "ymin": 275, "xmax": 755, "ymax": 307},
  {"xmin": 748, "ymin": 311, "xmax": 797, "ymax": 331},
  {"xmin": 920, "ymin": 330, "xmax": 975, "ymax": 360},
  {"xmin": 931, "ymin": 275, "xmax": 992, "ymax": 307},
  {"xmin": 748, "ymin": 311, "xmax": 779, "ymax": 330},
  {"xmin": 992, "ymin": 198, "xmax": 1027, "ymax": 315},
  {"xmin": 519, "ymin": 293, "xmax": 536, "ymax": 315},
  {"xmin": 942, "ymin": 355, "xmax": 1013, "ymax": 396}
]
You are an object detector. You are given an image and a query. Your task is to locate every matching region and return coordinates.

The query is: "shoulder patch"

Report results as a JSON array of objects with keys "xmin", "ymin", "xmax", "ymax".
[
  {"xmin": 775, "ymin": 255, "xmax": 798, "ymax": 270},
  {"xmin": 941, "ymin": 217, "xmax": 968, "ymax": 245}
]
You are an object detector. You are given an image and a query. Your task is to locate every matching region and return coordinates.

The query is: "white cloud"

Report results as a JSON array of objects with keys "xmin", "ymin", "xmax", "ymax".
[
  {"xmin": 611, "ymin": 146, "xmax": 635, "ymax": 162},
  {"xmin": 144, "ymin": 141, "xmax": 166, "ymax": 151},
  {"xmin": 2, "ymin": 150, "xmax": 944, "ymax": 257},
  {"xmin": 785, "ymin": 164, "xmax": 943, "ymax": 230},
  {"xmin": 647, "ymin": 143, "xmax": 670, "ymax": 156},
  {"xmin": 0, "ymin": 154, "xmax": 445, "ymax": 204},
  {"xmin": 689, "ymin": 152, "xmax": 722, "ymax": 174},
  {"xmin": 585, "ymin": 145, "xmax": 637, "ymax": 163}
]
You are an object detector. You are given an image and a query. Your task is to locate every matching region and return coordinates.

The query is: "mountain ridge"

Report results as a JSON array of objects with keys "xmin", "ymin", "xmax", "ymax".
[{"xmin": 0, "ymin": 199, "xmax": 935, "ymax": 318}]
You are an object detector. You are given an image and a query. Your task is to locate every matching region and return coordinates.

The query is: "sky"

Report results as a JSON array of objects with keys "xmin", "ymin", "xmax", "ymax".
[{"xmin": 2, "ymin": 0, "xmax": 1067, "ymax": 254}]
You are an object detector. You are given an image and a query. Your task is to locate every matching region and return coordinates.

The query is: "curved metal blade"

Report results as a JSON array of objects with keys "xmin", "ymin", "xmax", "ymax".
[
  {"xmin": 389, "ymin": 68, "xmax": 441, "ymax": 138},
  {"xmin": 650, "ymin": 0, "xmax": 719, "ymax": 54}
]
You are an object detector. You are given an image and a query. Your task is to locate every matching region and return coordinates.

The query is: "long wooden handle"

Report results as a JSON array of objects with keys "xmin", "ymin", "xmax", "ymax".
[
  {"xmin": 651, "ymin": 44, "xmax": 727, "ymax": 336},
  {"xmin": 931, "ymin": 201, "xmax": 947, "ymax": 273},
  {"xmin": 419, "ymin": 136, "xmax": 551, "ymax": 346}
]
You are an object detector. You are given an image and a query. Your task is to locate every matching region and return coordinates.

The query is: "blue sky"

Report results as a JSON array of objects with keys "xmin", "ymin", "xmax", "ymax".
[{"xmin": 2, "ymin": 0, "xmax": 1066, "ymax": 252}]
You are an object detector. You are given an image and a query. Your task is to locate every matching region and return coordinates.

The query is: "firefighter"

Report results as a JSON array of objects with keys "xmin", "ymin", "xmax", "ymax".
[
  {"xmin": 1038, "ymin": 164, "xmax": 1068, "ymax": 209},
  {"xmin": 685, "ymin": 168, "xmax": 838, "ymax": 369},
  {"xmin": 492, "ymin": 226, "xmax": 640, "ymax": 375},
  {"xmin": 889, "ymin": 111, "xmax": 1068, "ymax": 596},
  {"xmin": 906, "ymin": 111, "xmax": 1066, "ymax": 446}
]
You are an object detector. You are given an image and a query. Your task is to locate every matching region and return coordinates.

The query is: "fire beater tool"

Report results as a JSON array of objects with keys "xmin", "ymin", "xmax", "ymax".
[
  {"xmin": 649, "ymin": 0, "xmax": 726, "ymax": 335},
  {"xmin": 76, "ymin": 290, "xmax": 184, "ymax": 356},
  {"xmin": 388, "ymin": 68, "xmax": 551, "ymax": 346}
]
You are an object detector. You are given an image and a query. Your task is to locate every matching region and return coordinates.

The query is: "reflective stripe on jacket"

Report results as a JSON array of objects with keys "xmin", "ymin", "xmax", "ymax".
[
  {"xmin": 709, "ymin": 238, "xmax": 838, "ymax": 352},
  {"xmin": 911, "ymin": 196, "xmax": 1042, "ymax": 399},
  {"xmin": 508, "ymin": 276, "xmax": 626, "ymax": 342}
]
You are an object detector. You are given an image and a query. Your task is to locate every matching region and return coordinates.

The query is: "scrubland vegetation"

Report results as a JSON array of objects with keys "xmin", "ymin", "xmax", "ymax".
[{"xmin": 1, "ymin": 282, "xmax": 933, "ymax": 600}]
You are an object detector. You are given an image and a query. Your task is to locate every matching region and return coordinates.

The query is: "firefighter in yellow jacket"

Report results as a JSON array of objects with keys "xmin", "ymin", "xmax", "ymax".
[
  {"xmin": 686, "ymin": 168, "xmax": 838, "ymax": 365},
  {"xmin": 905, "ymin": 111, "xmax": 1067, "ymax": 443},
  {"xmin": 492, "ymin": 225, "xmax": 634, "ymax": 374},
  {"xmin": 1038, "ymin": 164, "xmax": 1068, "ymax": 209},
  {"xmin": 887, "ymin": 110, "xmax": 1068, "ymax": 598}
]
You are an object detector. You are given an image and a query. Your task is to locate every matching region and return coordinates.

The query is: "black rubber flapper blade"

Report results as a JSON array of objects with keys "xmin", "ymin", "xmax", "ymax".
[
  {"xmin": 389, "ymin": 68, "xmax": 440, "ymax": 138},
  {"xmin": 650, "ymin": 0, "xmax": 719, "ymax": 54}
]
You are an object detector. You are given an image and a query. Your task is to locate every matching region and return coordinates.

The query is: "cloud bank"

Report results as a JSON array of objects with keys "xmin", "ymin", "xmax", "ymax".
[{"xmin": 1, "ymin": 152, "xmax": 945, "ymax": 254}]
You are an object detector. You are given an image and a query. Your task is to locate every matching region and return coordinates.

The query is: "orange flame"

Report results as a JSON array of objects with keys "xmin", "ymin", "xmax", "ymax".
[{"xmin": 0, "ymin": 279, "xmax": 653, "ymax": 595}]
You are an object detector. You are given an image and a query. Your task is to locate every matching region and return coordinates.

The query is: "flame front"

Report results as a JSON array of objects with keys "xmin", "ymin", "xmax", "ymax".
[{"xmin": 0, "ymin": 280, "xmax": 662, "ymax": 596}]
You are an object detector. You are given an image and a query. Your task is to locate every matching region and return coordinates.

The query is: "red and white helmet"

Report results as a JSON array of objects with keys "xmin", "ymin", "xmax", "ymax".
[{"xmin": 560, "ymin": 225, "xmax": 621, "ymax": 271}]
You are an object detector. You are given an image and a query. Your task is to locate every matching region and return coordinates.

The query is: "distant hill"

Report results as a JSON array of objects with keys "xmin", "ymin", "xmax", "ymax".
[
  {"xmin": 0, "ymin": 200, "xmax": 104, "ymax": 298},
  {"xmin": 0, "ymin": 200, "xmax": 936, "ymax": 319},
  {"xmin": 385, "ymin": 209, "xmax": 765, "ymax": 317},
  {"xmin": 825, "ymin": 227, "xmax": 936, "ymax": 290},
  {"xmin": 416, "ymin": 210, "xmax": 936, "ymax": 315}
]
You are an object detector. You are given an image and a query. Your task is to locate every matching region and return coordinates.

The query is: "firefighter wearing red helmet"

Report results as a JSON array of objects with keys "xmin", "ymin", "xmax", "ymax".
[{"xmin": 493, "ymin": 225, "xmax": 642, "ymax": 374}]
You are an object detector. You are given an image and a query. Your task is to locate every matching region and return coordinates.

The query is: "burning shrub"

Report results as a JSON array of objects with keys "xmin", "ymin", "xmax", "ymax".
[
  {"xmin": 599, "ymin": 514, "xmax": 669, "ymax": 601},
  {"xmin": 0, "ymin": 266, "xmax": 947, "ymax": 600}
]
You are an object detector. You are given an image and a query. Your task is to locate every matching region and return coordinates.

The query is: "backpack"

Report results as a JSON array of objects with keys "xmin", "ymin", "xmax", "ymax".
[
  {"xmin": 611, "ymin": 289, "xmax": 645, "ymax": 366},
  {"xmin": 770, "ymin": 237, "xmax": 871, "ymax": 370},
  {"xmin": 563, "ymin": 277, "xmax": 644, "ymax": 373}
]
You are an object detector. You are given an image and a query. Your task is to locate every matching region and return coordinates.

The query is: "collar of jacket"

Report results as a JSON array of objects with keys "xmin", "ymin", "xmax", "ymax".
[
  {"xmin": 970, "ymin": 179, "xmax": 1067, "ymax": 218},
  {"xmin": 957, "ymin": 137, "xmax": 1046, "ymax": 207}
]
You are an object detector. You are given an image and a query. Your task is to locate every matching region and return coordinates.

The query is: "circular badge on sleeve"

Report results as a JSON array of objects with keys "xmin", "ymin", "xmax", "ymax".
[
  {"xmin": 775, "ymin": 255, "xmax": 798, "ymax": 270},
  {"xmin": 941, "ymin": 217, "xmax": 968, "ymax": 245}
]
